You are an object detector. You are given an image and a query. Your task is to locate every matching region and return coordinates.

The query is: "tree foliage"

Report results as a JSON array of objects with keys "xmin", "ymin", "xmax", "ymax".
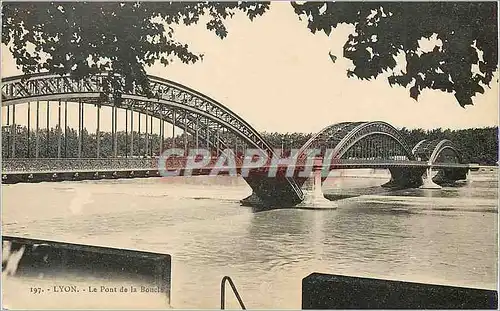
[
  {"xmin": 292, "ymin": 2, "xmax": 498, "ymax": 107},
  {"xmin": 1, "ymin": 1, "xmax": 270, "ymax": 95},
  {"xmin": 2, "ymin": 2, "xmax": 498, "ymax": 106},
  {"xmin": 3, "ymin": 126, "xmax": 498, "ymax": 165}
]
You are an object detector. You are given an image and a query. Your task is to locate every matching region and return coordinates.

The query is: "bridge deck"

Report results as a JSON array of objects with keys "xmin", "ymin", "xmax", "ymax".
[
  {"xmin": 1, "ymin": 158, "xmax": 476, "ymax": 185},
  {"xmin": 2, "ymin": 161, "xmax": 473, "ymax": 174}
]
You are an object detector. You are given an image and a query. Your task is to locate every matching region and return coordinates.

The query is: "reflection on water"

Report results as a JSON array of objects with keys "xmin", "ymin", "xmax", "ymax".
[{"xmin": 2, "ymin": 170, "xmax": 498, "ymax": 309}]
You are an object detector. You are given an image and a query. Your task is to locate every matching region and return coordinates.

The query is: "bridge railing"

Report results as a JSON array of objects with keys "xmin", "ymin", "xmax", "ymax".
[
  {"xmin": 2, "ymin": 157, "xmax": 222, "ymax": 173},
  {"xmin": 0, "ymin": 157, "xmax": 365, "ymax": 172},
  {"xmin": 2, "ymin": 158, "xmax": 158, "ymax": 173},
  {"xmin": 2, "ymin": 157, "xmax": 471, "ymax": 173}
]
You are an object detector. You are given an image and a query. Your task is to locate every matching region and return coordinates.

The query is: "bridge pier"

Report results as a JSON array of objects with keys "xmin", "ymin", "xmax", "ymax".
[
  {"xmin": 382, "ymin": 167, "xmax": 425, "ymax": 189},
  {"xmin": 240, "ymin": 192, "xmax": 267, "ymax": 207},
  {"xmin": 432, "ymin": 167, "xmax": 468, "ymax": 186},
  {"xmin": 296, "ymin": 164, "xmax": 337, "ymax": 210},
  {"xmin": 419, "ymin": 167, "xmax": 442, "ymax": 189},
  {"xmin": 240, "ymin": 172, "xmax": 302, "ymax": 208}
]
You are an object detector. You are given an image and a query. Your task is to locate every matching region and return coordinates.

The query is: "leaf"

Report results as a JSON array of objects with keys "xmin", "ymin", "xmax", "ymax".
[
  {"xmin": 292, "ymin": 1, "xmax": 498, "ymax": 107},
  {"xmin": 328, "ymin": 51, "xmax": 337, "ymax": 63},
  {"xmin": 409, "ymin": 84, "xmax": 420, "ymax": 100},
  {"xmin": 2, "ymin": 1, "xmax": 497, "ymax": 107},
  {"xmin": 2, "ymin": 2, "xmax": 271, "ymax": 95}
]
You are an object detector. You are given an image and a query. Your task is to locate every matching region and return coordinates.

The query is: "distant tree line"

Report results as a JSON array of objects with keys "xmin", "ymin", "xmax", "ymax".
[
  {"xmin": 261, "ymin": 127, "xmax": 499, "ymax": 165},
  {"xmin": 398, "ymin": 127, "xmax": 498, "ymax": 165},
  {"xmin": 2, "ymin": 126, "xmax": 169, "ymax": 159},
  {"xmin": 2, "ymin": 126, "xmax": 498, "ymax": 165},
  {"xmin": 4, "ymin": 2, "xmax": 497, "ymax": 107}
]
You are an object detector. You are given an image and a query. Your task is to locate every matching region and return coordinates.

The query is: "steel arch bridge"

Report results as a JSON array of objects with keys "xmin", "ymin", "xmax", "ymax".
[
  {"xmin": 412, "ymin": 139, "xmax": 464, "ymax": 164},
  {"xmin": 1, "ymin": 72, "xmax": 475, "ymax": 207},
  {"xmin": 297, "ymin": 121, "xmax": 415, "ymax": 162},
  {"xmin": 1, "ymin": 72, "xmax": 304, "ymax": 203},
  {"xmin": 292, "ymin": 121, "xmax": 424, "ymax": 189}
]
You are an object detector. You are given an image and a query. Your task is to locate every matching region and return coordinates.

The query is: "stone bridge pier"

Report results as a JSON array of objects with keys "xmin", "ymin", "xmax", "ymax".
[
  {"xmin": 433, "ymin": 167, "xmax": 469, "ymax": 185},
  {"xmin": 382, "ymin": 167, "xmax": 426, "ymax": 189},
  {"xmin": 240, "ymin": 157, "xmax": 338, "ymax": 209},
  {"xmin": 418, "ymin": 165, "xmax": 470, "ymax": 189},
  {"xmin": 240, "ymin": 172, "xmax": 303, "ymax": 208}
]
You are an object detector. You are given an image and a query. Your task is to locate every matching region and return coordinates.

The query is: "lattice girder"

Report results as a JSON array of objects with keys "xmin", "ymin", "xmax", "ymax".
[
  {"xmin": 298, "ymin": 121, "xmax": 414, "ymax": 161},
  {"xmin": 2, "ymin": 73, "xmax": 273, "ymax": 155},
  {"xmin": 1, "ymin": 72, "xmax": 304, "ymax": 200},
  {"xmin": 412, "ymin": 139, "xmax": 463, "ymax": 164},
  {"xmin": 118, "ymin": 98, "xmax": 224, "ymax": 153},
  {"xmin": 298, "ymin": 122, "xmax": 362, "ymax": 158},
  {"xmin": 341, "ymin": 133, "xmax": 411, "ymax": 160}
]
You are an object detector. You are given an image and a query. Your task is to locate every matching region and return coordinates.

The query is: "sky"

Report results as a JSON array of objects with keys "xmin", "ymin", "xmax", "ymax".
[{"xmin": 1, "ymin": 2, "xmax": 498, "ymax": 135}]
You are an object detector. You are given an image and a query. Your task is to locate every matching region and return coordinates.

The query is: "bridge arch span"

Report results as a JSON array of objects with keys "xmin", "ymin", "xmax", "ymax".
[
  {"xmin": 2, "ymin": 72, "xmax": 278, "ymax": 156},
  {"xmin": 412, "ymin": 139, "xmax": 463, "ymax": 164},
  {"xmin": 298, "ymin": 121, "xmax": 415, "ymax": 161},
  {"xmin": 294, "ymin": 121, "xmax": 423, "ymax": 191},
  {"xmin": 1, "ymin": 72, "xmax": 305, "ymax": 204},
  {"xmin": 412, "ymin": 139, "xmax": 427, "ymax": 155}
]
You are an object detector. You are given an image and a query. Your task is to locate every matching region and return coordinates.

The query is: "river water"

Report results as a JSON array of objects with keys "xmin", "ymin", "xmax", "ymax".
[{"xmin": 2, "ymin": 169, "xmax": 498, "ymax": 309}]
